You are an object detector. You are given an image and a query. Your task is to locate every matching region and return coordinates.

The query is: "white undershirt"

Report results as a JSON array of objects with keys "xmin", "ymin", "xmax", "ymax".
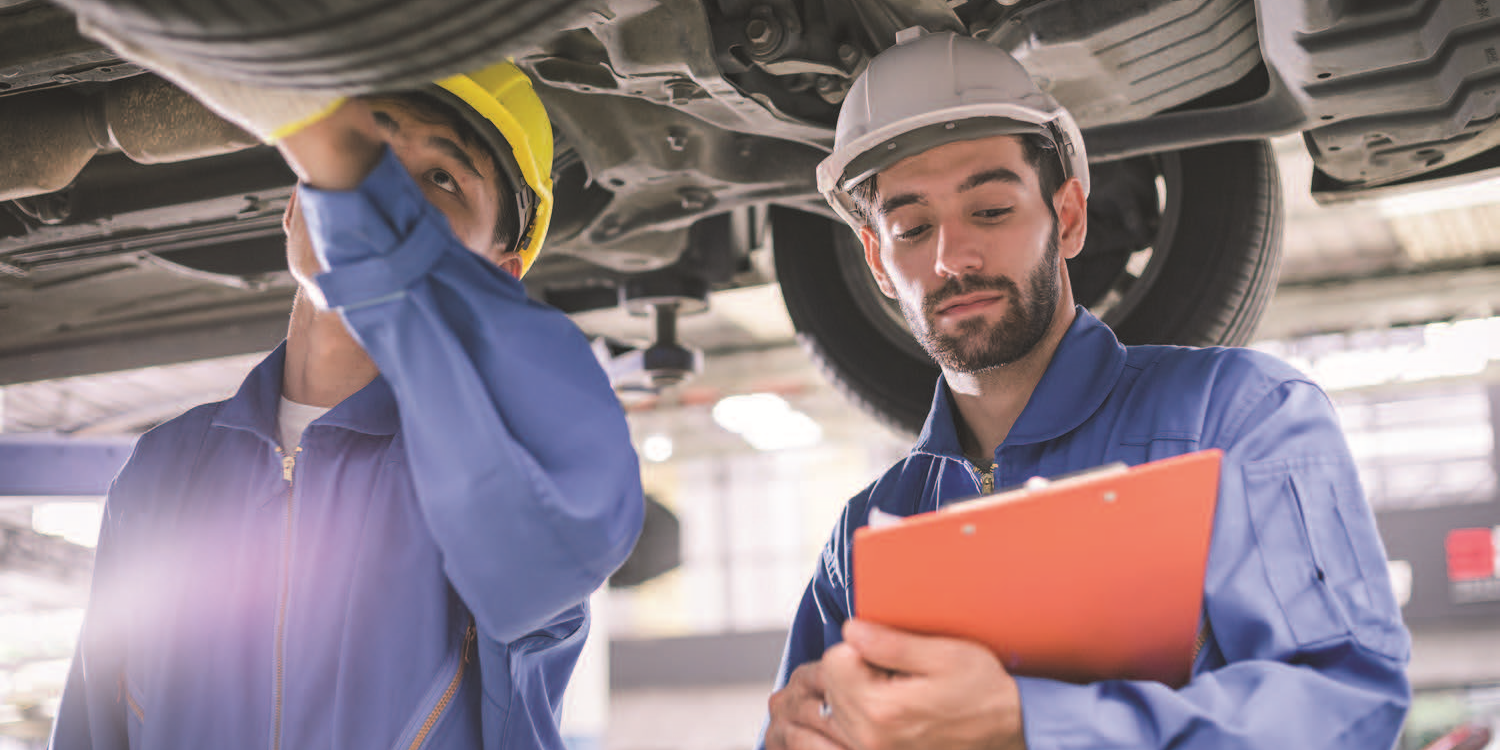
[{"xmin": 278, "ymin": 397, "xmax": 331, "ymax": 453}]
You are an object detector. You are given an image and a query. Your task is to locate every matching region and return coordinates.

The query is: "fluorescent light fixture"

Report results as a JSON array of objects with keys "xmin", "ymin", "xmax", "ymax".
[
  {"xmin": 641, "ymin": 433, "xmax": 674, "ymax": 463},
  {"xmin": 1344, "ymin": 424, "xmax": 1493, "ymax": 463},
  {"xmin": 1260, "ymin": 316, "xmax": 1500, "ymax": 392},
  {"xmin": 32, "ymin": 501, "xmax": 104, "ymax": 548},
  {"xmin": 712, "ymin": 393, "xmax": 823, "ymax": 451},
  {"xmin": 1375, "ymin": 174, "xmax": 1500, "ymax": 217}
]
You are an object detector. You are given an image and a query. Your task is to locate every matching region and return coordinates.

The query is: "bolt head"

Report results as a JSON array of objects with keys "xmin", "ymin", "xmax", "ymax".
[
  {"xmin": 667, "ymin": 80, "xmax": 698, "ymax": 105},
  {"xmin": 837, "ymin": 43, "xmax": 859, "ymax": 67},
  {"xmin": 746, "ymin": 18, "xmax": 772, "ymax": 45}
]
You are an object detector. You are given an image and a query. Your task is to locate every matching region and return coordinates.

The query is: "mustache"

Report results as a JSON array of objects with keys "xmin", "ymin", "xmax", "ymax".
[{"xmin": 922, "ymin": 274, "xmax": 1020, "ymax": 316}]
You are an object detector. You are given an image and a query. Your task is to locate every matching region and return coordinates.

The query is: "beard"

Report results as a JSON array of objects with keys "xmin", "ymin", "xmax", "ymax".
[{"xmin": 900, "ymin": 228, "xmax": 1062, "ymax": 374}]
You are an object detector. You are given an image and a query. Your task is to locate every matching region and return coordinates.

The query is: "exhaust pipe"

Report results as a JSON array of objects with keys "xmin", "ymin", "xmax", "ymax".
[{"xmin": 0, "ymin": 75, "xmax": 258, "ymax": 202}]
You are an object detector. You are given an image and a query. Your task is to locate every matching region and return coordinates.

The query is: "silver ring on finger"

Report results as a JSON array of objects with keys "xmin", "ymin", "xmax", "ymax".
[{"xmin": 819, "ymin": 701, "xmax": 833, "ymax": 720}]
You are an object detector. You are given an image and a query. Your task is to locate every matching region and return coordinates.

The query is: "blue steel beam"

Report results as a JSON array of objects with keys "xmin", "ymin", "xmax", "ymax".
[{"xmin": 0, "ymin": 434, "xmax": 135, "ymax": 496}]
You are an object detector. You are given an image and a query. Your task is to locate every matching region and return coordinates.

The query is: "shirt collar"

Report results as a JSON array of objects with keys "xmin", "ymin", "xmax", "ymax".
[
  {"xmin": 913, "ymin": 306, "xmax": 1127, "ymax": 457},
  {"xmin": 213, "ymin": 342, "xmax": 400, "ymax": 442}
]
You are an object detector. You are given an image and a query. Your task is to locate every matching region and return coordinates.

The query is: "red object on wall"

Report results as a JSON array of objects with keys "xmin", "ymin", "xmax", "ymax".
[{"xmin": 1445, "ymin": 528, "xmax": 1497, "ymax": 582}]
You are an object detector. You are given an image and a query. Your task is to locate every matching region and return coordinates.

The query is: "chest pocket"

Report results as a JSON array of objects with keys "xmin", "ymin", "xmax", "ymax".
[{"xmin": 1243, "ymin": 457, "xmax": 1407, "ymax": 660}]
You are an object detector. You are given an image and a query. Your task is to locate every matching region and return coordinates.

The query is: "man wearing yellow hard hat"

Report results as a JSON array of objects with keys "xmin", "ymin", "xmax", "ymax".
[{"xmin": 50, "ymin": 27, "xmax": 645, "ymax": 750}]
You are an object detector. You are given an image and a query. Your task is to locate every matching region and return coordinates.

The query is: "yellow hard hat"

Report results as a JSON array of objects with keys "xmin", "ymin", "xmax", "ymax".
[{"xmin": 431, "ymin": 62, "xmax": 554, "ymax": 277}]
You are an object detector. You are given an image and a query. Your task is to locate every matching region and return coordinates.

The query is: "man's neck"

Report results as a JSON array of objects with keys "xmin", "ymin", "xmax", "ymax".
[
  {"xmin": 282, "ymin": 290, "xmax": 379, "ymax": 408},
  {"xmin": 947, "ymin": 304, "xmax": 1077, "ymax": 464}
]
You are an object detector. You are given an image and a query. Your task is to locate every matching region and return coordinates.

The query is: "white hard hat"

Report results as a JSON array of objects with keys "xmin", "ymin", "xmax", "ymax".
[{"xmin": 817, "ymin": 28, "xmax": 1089, "ymax": 228}]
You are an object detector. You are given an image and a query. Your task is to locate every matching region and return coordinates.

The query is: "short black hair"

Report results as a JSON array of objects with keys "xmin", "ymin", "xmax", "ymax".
[
  {"xmin": 847, "ymin": 132, "xmax": 1065, "ymax": 228},
  {"xmin": 359, "ymin": 91, "xmax": 518, "ymax": 253}
]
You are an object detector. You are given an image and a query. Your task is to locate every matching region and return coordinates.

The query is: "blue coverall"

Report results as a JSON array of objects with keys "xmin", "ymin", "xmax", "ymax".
[{"xmin": 771, "ymin": 307, "xmax": 1411, "ymax": 749}]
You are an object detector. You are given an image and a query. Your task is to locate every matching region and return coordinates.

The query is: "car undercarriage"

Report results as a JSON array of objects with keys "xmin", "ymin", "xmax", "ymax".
[{"xmin": 3, "ymin": 0, "xmax": 1499, "ymax": 432}]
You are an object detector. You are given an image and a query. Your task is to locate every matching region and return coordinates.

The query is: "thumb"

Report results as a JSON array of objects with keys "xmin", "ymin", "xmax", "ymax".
[{"xmin": 841, "ymin": 619, "xmax": 968, "ymax": 676}]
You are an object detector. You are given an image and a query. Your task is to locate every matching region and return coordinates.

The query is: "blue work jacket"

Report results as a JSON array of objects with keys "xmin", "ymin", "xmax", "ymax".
[
  {"xmin": 51, "ymin": 149, "xmax": 645, "ymax": 750},
  {"xmin": 772, "ymin": 308, "xmax": 1411, "ymax": 749}
]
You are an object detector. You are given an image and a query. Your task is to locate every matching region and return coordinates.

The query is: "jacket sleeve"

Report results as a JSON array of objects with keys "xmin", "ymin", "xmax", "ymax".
[
  {"xmin": 1014, "ymin": 378, "xmax": 1411, "ymax": 750},
  {"xmin": 298, "ymin": 148, "xmax": 644, "ymax": 644}
]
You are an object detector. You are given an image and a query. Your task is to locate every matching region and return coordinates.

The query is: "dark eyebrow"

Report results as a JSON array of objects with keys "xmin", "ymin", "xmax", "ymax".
[
  {"xmin": 877, "ymin": 192, "xmax": 922, "ymax": 217},
  {"xmin": 426, "ymin": 135, "xmax": 483, "ymax": 179},
  {"xmin": 877, "ymin": 166, "xmax": 1027, "ymax": 217},
  {"xmin": 371, "ymin": 109, "xmax": 399, "ymax": 134},
  {"xmin": 958, "ymin": 167, "xmax": 1025, "ymax": 192}
]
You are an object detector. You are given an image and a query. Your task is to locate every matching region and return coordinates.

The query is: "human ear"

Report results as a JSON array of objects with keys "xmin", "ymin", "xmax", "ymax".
[
  {"xmin": 282, "ymin": 190, "xmax": 296, "ymax": 235},
  {"xmin": 1054, "ymin": 177, "xmax": 1088, "ymax": 261},
  {"xmin": 493, "ymin": 250, "xmax": 524, "ymax": 279},
  {"xmin": 858, "ymin": 225, "xmax": 898, "ymax": 299}
]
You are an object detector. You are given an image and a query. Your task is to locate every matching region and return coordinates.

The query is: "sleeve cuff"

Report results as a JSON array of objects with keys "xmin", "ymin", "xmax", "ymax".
[
  {"xmin": 297, "ymin": 146, "xmax": 461, "ymax": 310},
  {"xmin": 1013, "ymin": 676, "xmax": 1096, "ymax": 750}
]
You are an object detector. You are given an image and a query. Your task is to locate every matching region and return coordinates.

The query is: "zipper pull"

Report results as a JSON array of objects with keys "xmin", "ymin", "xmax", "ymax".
[
  {"xmin": 971, "ymin": 459, "xmax": 995, "ymax": 493},
  {"xmin": 275, "ymin": 446, "xmax": 301, "ymax": 483},
  {"xmin": 462, "ymin": 623, "xmax": 476, "ymax": 664}
]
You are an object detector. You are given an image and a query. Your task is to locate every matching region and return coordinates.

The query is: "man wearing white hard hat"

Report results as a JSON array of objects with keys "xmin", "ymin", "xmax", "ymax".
[{"xmin": 763, "ymin": 29, "xmax": 1409, "ymax": 750}]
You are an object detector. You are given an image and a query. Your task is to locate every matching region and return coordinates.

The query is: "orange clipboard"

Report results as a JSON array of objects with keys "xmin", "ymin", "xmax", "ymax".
[{"xmin": 852, "ymin": 449, "xmax": 1221, "ymax": 687}]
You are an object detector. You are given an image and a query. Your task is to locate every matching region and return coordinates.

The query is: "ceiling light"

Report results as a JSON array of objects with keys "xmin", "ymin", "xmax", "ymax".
[
  {"xmin": 641, "ymin": 433, "xmax": 674, "ymax": 463},
  {"xmin": 1259, "ymin": 316, "xmax": 1500, "ymax": 392},
  {"xmin": 31, "ymin": 501, "xmax": 104, "ymax": 548},
  {"xmin": 712, "ymin": 393, "xmax": 822, "ymax": 451}
]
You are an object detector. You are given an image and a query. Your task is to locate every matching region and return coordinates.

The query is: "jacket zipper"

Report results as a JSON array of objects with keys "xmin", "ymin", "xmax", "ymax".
[
  {"xmin": 970, "ymin": 461, "xmax": 995, "ymax": 494},
  {"xmin": 271, "ymin": 446, "xmax": 301, "ymax": 750},
  {"xmin": 1191, "ymin": 617, "xmax": 1212, "ymax": 664},
  {"xmin": 407, "ymin": 623, "xmax": 477, "ymax": 750},
  {"xmin": 118, "ymin": 674, "xmax": 145, "ymax": 722}
]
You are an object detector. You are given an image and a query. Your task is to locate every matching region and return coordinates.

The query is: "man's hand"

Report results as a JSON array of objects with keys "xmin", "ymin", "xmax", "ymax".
[
  {"xmin": 765, "ymin": 660, "xmax": 857, "ymax": 750},
  {"xmin": 273, "ymin": 100, "xmax": 388, "ymax": 306},
  {"xmin": 276, "ymin": 100, "xmax": 387, "ymax": 192},
  {"xmin": 821, "ymin": 619, "xmax": 1026, "ymax": 750}
]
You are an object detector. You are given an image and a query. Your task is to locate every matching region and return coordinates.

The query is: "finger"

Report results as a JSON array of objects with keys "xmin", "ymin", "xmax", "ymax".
[
  {"xmin": 822, "ymin": 642, "xmax": 880, "ymax": 688},
  {"xmin": 769, "ymin": 719, "xmax": 854, "ymax": 750},
  {"xmin": 796, "ymin": 691, "xmax": 837, "ymax": 727},
  {"xmin": 820, "ymin": 641, "xmax": 894, "ymax": 726},
  {"xmin": 842, "ymin": 618, "xmax": 983, "ymax": 676},
  {"xmin": 770, "ymin": 676, "xmax": 833, "ymax": 728},
  {"xmin": 771, "ymin": 669, "xmax": 841, "ymax": 730},
  {"xmin": 787, "ymin": 660, "xmax": 828, "ymax": 696},
  {"xmin": 767, "ymin": 686, "xmax": 853, "ymax": 750}
]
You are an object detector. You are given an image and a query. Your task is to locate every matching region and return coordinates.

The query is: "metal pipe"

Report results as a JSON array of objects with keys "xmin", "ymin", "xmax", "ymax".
[
  {"xmin": 104, "ymin": 75, "xmax": 258, "ymax": 163},
  {"xmin": 0, "ymin": 74, "xmax": 257, "ymax": 202},
  {"xmin": 0, "ymin": 88, "xmax": 99, "ymax": 201}
]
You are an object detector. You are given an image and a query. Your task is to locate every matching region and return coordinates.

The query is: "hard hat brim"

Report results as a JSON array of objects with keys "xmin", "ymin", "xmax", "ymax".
[
  {"xmin": 840, "ymin": 117, "xmax": 1050, "ymax": 190},
  {"xmin": 818, "ymin": 105, "xmax": 1089, "ymax": 229}
]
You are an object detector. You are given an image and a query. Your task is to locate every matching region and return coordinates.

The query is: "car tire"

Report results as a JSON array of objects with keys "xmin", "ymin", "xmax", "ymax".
[
  {"xmin": 54, "ymin": 0, "xmax": 598, "ymax": 92},
  {"xmin": 772, "ymin": 140, "xmax": 1283, "ymax": 436}
]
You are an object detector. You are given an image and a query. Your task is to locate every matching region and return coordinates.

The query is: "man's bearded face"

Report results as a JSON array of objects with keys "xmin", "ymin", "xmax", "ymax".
[{"xmin": 899, "ymin": 226, "xmax": 1061, "ymax": 374}]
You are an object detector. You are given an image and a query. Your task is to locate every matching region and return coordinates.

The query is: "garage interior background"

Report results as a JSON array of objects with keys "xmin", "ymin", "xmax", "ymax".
[{"xmin": 3, "ymin": 136, "xmax": 1500, "ymax": 749}]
